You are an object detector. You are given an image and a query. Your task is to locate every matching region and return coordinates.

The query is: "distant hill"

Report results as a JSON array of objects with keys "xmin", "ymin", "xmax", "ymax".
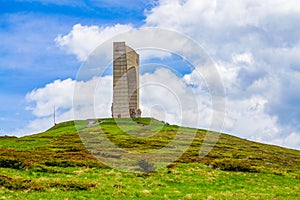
[{"xmin": 0, "ymin": 118, "xmax": 299, "ymax": 199}]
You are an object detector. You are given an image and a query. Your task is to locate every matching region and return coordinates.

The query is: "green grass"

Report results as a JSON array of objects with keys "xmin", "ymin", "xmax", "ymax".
[{"xmin": 0, "ymin": 118, "xmax": 299, "ymax": 199}]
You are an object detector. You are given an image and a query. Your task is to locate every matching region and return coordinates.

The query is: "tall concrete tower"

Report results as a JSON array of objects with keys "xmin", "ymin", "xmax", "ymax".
[{"xmin": 112, "ymin": 42, "xmax": 141, "ymax": 118}]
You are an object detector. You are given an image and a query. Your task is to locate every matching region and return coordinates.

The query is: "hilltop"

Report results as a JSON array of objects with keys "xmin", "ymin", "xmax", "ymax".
[{"xmin": 0, "ymin": 118, "xmax": 299, "ymax": 199}]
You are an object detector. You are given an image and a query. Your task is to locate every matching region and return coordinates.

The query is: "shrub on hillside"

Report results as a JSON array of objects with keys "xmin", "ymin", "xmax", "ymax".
[
  {"xmin": 211, "ymin": 159, "xmax": 260, "ymax": 172},
  {"xmin": 44, "ymin": 159, "xmax": 106, "ymax": 168},
  {"xmin": 0, "ymin": 157, "xmax": 27, "ymax": 169}
]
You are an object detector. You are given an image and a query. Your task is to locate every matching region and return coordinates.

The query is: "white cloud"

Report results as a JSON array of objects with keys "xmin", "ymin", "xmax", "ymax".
[
  {"xmin": 21, "ymin": 76, "xmax": 113, "ymax": 135},
  {"xmin": 143, "ymin": 0, "xmax": 300, "ymax": 148},
  {"xmin": 184, "ymin": 59, "xmax": 286, "ymax": 145},
  {"xmin": 232, "ymin": 53, "xmax": 254, "ymax": 65},
  {"xmin": 54, "ymin": 24, "xmax": 175, "ymax": 62},
  {"xmin": 26, "ymin": 78, "xmax": 75, "ymax": 117},
  {"xmin": 280, "ymin": 132, "xmax": 300, "ymax": 150},
  {"xmin": 140, "ymin": 68, "xmax": 210, "ymax": 127},
  {"xmin": 224, "ymin": 96, "xmax": 280, "ymax": 138},
  {"xmin": 144, "ymin": 0, "xmax": 300, "ymax": 68},
  {"xmin": 55, "ymin": 24, "xmax": 133, "ymax": 61},
  {"xmin": 145, "ymin": 0, "xmax": 300, "ymax": 29}
]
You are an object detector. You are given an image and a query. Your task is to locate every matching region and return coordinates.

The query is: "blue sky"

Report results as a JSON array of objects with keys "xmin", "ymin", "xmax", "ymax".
[{"xmin": 1, "ymin": 0, "xmax": 300, "ymax": 150}]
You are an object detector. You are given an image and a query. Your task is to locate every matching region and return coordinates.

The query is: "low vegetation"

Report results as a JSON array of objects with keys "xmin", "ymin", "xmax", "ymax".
[{"xmin": 0, "ymin": 118, "xmax": 299, "ymax": 199}]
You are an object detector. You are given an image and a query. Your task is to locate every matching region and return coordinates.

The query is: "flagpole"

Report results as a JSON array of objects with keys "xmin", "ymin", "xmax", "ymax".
[{"xmin": 54, "ymin": 105, "xmax": 56, "ymax": 125}]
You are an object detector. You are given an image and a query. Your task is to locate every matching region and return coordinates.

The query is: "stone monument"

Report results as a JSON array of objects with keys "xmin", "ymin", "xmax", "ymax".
[{"xmin": 111, "ymin": 42, "xmax": 141, "ymax": 118}]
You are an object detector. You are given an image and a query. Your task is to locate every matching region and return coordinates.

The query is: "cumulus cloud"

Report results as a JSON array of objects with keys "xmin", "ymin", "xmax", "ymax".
[
  {"xmin": 55, "ymin": 24, "xmax": 133, "ymax": 61},
  {"xmin": 26, "ymin": 79, "xmax": 75, "ymax": 117},
  {"xmin": 279, "ymin": 132, "xmax": 300, "ymax": 150},
  {"xmin": 143, "ymin": 0, "xmax": 300, "ymax": 149},
  {"xmin": 232, "ymin": 53, "xmax": 254, "ymax": 65},
  {"xmin": 22, "ymin": 76, "xmax": 112, "ymax": 135},
  {"xmin": 141, "ymin": 68, "xmax": 212, "ymax": 128},
  {"xmin": 145, "ymin": 0, "xmax": 300, "ymax": 28}
]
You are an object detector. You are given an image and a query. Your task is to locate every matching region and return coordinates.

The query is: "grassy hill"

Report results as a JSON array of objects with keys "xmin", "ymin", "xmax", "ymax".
[{"xmin": 0, "ymin": 118, "xmax": 299, "ymax": 199}]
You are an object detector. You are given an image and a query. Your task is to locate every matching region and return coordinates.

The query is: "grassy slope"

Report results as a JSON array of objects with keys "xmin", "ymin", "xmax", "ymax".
[{"xmin": 0, "ymin": 118, "xmax": 299, "ymax": 199}]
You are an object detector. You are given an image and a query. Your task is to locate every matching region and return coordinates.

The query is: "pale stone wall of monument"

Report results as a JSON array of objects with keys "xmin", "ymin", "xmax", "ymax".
[
  {"xmin": 112, "ymin": 42, "xmax": 130, "ymax": 118},
  {"xmin": 126, "ymin": 46, "xmax": 139, "ymax": 113}
]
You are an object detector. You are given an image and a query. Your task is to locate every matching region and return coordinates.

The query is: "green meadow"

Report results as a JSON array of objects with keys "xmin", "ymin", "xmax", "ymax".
[{"xmin": 0, "ymin": 118, "xmax": 299, "ymax": 199}]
